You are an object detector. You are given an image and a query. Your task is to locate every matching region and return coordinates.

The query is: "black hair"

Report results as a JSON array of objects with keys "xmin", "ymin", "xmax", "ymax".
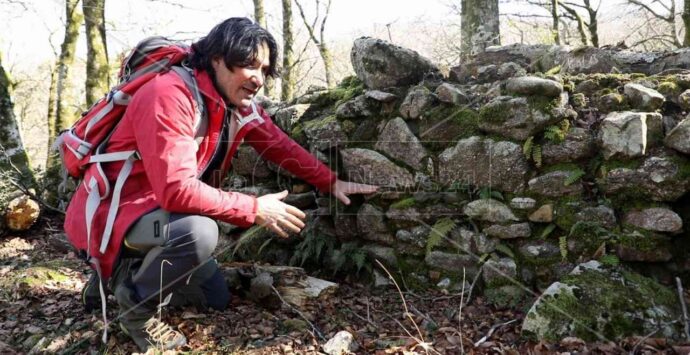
[{"xmin": 189, "ymin": 17, "xmax": 279, "ymax": 78}]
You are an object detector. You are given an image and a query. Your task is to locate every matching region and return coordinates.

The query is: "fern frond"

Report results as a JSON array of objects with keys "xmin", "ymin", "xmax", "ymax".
[
  {"xmin": 523, "ymin": 136, "xmax": 534, "ymax": 158},
  {"xmin": 532, "ymin": 144, "xmax": 542, "ymax": 168},
  {"xmin": 231, "ymin": 225, "xmax": 267, "ymax": 259},
  {"xmin": 540, "ymin": 223, "xmax": 557, "ymax": 238},
  {"xmin": 426, "ymin": 218, "xmax": 457, "ymax": 254},
  {"xmin": 559, "ymin": 236, "xmax": 568, "ymax": 261},
  {"xmin": 495, "ymin": 243, "xmax": 515, "ymax": 259},
  {"xmin": 564, "ymin": 168, "xmax": 585, "ymax": 186}
]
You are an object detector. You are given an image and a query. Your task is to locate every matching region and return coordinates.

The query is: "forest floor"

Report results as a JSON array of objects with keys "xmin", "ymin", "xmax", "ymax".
[{"xmin": 1, "ymin": 216, "xmax": 689, "ymax": 354}]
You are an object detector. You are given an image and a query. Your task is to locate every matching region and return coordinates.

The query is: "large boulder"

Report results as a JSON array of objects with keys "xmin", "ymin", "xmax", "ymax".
[
  {"xmin": 478, "ymin": 95, "xmax": 575, "ymax": 141},
  {"xmin": 522, "ymin": 261, "xmax": 682, "ymax": 341},
  {"xmin": 438, "ymin": 136, "xmax": 529, "ymax": 193},
  {"xmin": 598, "ymin": 111, "xmax": 662, "ymax": 160},
  {"xmin": 375, "ymin": 117, "xmax": 429, "ymax": 170},
  {"xmin": 340, "ymin": 148, "xmax": 415, "ymax": 187},
  {"xmin": 351, "ymin": 37, "xmax": 439, "ymax": 89}
]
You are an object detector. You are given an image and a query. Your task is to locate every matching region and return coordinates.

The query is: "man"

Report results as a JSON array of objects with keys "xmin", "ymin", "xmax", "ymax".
[{"xmin": 67, "ymin": 17, "xmax": 377, "ymax": 351}]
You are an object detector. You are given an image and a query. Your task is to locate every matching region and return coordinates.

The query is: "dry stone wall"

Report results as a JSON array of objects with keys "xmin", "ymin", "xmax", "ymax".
[{"xmin": 231, "ymin": 38, "xmax": 690, "ymax": 341}]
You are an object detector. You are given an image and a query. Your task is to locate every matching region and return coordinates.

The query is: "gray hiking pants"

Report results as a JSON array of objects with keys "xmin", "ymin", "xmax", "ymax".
[{"xmin": 115, "ymin": 209, "xmax": 231, "ymax": 311}]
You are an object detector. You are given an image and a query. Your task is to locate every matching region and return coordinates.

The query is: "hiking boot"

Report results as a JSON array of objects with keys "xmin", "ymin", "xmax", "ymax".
[
  {"xmin": 81, "ymin": 271, "xmax": 102, "ymax": 313},
  {"xmin": 114, "ymin": 282, "xmax": 187, "ymax": 351}
]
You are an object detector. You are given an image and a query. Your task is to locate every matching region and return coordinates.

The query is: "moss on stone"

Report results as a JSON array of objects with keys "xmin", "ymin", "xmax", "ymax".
[
  {"xmin": 657, "ymin": 81, "xmax": 681, "ymax": 96},
  {"xmin": 341, "ymin": 119, "xmax": 357, "ymax": 134},
  {"xmin": 18, "ymin": 266, "xmax": 70, "ymax": 287},
  {"xmin": 310, "ymin": 76, "xmax": 365, "ymax": 109},
  {"xmin": 485, "ymin": 285, "xmax": 526, "ymax": 309},
  {"xmin": 303, "ymin": 115, "xmax": 337, "ymax": 131},
  {"xmin": 526, "ymin": 265, "xmax": 679, "ymax": 341},
  {"xmin": 527, "ymin": 95, "xmax": 559, "ymax": 114}
]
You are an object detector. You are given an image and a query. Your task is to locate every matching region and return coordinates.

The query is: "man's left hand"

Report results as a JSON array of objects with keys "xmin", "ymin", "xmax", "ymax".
[{"xmin": 331, "ymin": 179, "xmax": 379, "ymax": 205}]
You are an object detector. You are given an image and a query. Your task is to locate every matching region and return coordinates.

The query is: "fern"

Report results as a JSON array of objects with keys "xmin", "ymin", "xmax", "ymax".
[
  {"xmin": 495, "ymin": 243, "xmax": 515, "ymax": 259},
  {"xmin": 230, "ymin": 225, "xmax": 269, "ymax": 260},
  {"xmin": 478, "ymin": 253, "xmax": 491, "ymax": 264},
  {"xmin": 564, "ymin": 168, "xmax": 585, "ymax": 186},
  {"xmin": 523, "ymin": 136, "xmax": 534, "ymax": 159},
  {"xmin": 559, "ymin": 119, "xmax": 570, "ymax": 133},
  {"xmin": 559, "ymin": 236, "xmax": 568, "ymax": 261},
  {"xmin": 599, "ymin": 254, "xmax": 620, "ymax": 266},
  {"xmin": 540, "ymin": 223, "xmax": 557, "ymax": 238},
  {"xmin": 426, "ymin": 218, "xmax": 457, "ymax": 254},
  {"xmin": 491, "ymin": 190, "xmax": 504, "ymax": 201},
  {"xmin": 532, "ymin": 144, "xmax": 543, "ymax": 168}
]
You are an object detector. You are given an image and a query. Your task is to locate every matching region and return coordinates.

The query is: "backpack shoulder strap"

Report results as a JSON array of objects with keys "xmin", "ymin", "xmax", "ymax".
[{"xmin": 170, "ymin": 65, "xmax": 208, "ymax": 144}]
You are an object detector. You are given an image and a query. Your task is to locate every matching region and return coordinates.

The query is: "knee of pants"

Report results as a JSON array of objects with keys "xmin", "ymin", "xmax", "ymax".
[{"xmin": 169, "ymin": 215, "xmax": 219, "ymax": 262}]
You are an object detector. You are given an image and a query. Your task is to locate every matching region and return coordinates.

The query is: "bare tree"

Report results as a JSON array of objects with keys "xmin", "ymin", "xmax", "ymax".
[
  {"xmin": 281, "ymin": 0, "xmax": 296, "ymax": 101},
  {"xmin": 512, "ymin": 0, "xmax": 600, "ymax": 46},
  {"xmin": 83, "ymin": 0, "xmax": 109, "ymax": 107},
  {"xmin": 294, "ymin": 0, "xmax": 335, "ymax": 87},
  {"xmin": 461, "ymin": 0, "xmax": 501, "ymax": 56},
  {"xmin": 552, "ymin": 0, "xmax": 560, "ymax": 44},
  {"xmin": 625, "ymin": 0, "xmax": 684, "ymax": 48}
]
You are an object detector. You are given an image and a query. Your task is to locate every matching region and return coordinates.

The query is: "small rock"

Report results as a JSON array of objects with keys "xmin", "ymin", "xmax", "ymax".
[
  {"xmin": 678, "ymin": 89, "xmax": 690, "ymax": 110},
  {"xmin": 323, "ymin": 330, "xmax": 356, "ymax": 355},
  {"xmin": 510, "ymin": 197, "xmax": 537, "ymax": 210},
  {"xmin": 529, "ymin": 204, "xmax": 554, "ymax": 223},
  {"xmin": 435, "ymin": 83, "xmax": 469, "ymax": 105},
  {"xmin": 464, "ymin": 199, "xmax": 519, "ymax": 223},
  {"xmin": 664, "ymin": 117, "xmax": 690, "ymax": 154},
  {"xmin": 400, "ymin": 86, "xmax": 435, "ymax": 119},
  {"xmin": 483, "ymin": 258, "xmax": 518, "ymax": 286},
  {"xmin": 436, "ymin": 278, "xmax": 451, "ymax": 289},
  {"xmin": 505, "ymin": 76, "xmax": 563, "ymax": 97},
  {"xmin": 365, "ymin": 90, "xmax": 397, "ymax": 102},
  {"xmin": 624, "ymin": 83, "xmax": 665, "ymax": 111},
  {"xmin": 623, "ymin": 207, "xmax": 683, "ymax": 233},
  {"xmin": 483, "ymin": 223, "xmax": 531, "ymax": 239},
  {"xmin": 528, "ymin": 171, "xmax": 583, "ymax": 197}
]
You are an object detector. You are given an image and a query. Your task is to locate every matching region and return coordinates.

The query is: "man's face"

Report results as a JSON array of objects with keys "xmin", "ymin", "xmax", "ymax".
[{"xmin": 212, "ymin": 42, "xmax": 270, "ymax": 108}]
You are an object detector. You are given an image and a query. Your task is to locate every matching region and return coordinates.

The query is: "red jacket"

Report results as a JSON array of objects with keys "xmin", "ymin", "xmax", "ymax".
[{"xmin": 64, "ymin": 68, "xmax": 336, "ymax": 279}]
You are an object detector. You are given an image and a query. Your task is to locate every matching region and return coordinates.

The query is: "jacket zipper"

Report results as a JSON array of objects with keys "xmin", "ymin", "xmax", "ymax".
[{"xmin": 198, "ymin": 109, "xmax": 228, "ymax": 178}]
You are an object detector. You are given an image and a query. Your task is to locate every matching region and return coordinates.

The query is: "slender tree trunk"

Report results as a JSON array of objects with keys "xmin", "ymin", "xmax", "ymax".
[
  {"xmin": 52, "ymin": 0, "xmax": 82, "ymax": 151},
  {"xmin": 460, "ymin": 0, "xmax": 500, "ymax": 57},
  {"xmin": 587, "ymin": 1, "xmax": 599, "ymax": 47},
  {"xmin": 281, "ymin": 0, "xmax": 295, "ymax": 101},
  {"xmin": 294, "ymin": 0, "xmax": 335, "ymax": 88},
  {"xmin": 560, "ymin": 2, "xmax": 588, "ymax": 45},
  {"xmin": 0, "ymin": 54, "xmax": 35, "ymax": 195},
  {"xmin": 253, "ymin": 0, "xmax": 274, "ymax": 98},
  {"xmin": 552, "ymin": 0, "xmax": 560, "ymax": 44},
  {"xmin": 83, "ymin": 0, "xmax": 109, "ymax": 107},
  {"xmin": 47, "ymin": 66, "xmax": 58, "ymax": 150},
  {"xmin": 46, "ymin": 0, "xmax": 83, "ymax": 204},
  {"xmin": 681, "ymin": 0, "xmax": 690, "ymax": 47}
]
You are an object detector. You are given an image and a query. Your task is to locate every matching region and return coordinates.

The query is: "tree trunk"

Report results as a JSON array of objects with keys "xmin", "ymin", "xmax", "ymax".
[
  {"xmin": 281, "ymin": 0, "xmax": 295, "ymax": 101},
  {"xmin": 681, "ymin": 0, "xmax": 690, "ymax": 47},
  {"xmin": 0, "ymin": 54, "xmax": 35, "ymax": 200},
  {"xmin": 83, "ymin": 0, "xmax": 109, "ymax": 107},
  {"xmin": 253, "ymin": 0, "xmax": 274, "ymax": 98},
  {"xmin": 46, "ymin": 0, "xmax": 83, "ymax": 204},
  {"xmin": 51, "ymin": 0, "xmax": 82, "ymax": 152},
  {"xmin": 318, "ymin": 43, "xmax": 334, "ymax": 88},
  {"xmin": 47, "ymin": 67, "xmax": 58, "ymax": 150},
  {"xmin": 552, "ymin": 0, "xmax": 560, "ymax": 44},
  {"xmin": 585, "ymin": 0, "xmax": 599, "ymax": 47},
  {"xmin": 461, "ymin": 0, "xmax": 500, "ymax": 57}
]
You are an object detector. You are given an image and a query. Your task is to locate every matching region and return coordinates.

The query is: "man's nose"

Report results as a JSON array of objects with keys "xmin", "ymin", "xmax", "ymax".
[{"xmin": 251, "ymin": 70, "xmax": 264, "ymax": 87}]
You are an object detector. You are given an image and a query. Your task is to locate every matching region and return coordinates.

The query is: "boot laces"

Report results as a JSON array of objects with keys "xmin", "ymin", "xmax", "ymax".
[{"xmin": 143, "ymin": 318, "xmax": 182, "ymax": 345}]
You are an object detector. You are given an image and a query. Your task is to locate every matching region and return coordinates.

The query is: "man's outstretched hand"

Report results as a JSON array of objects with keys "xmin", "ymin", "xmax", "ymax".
[
  {"xmin": 331, "ymin": 179, "xmax": 379, "ymax": 205},
  {"xmin": 255, "ymin": 190, "xmax": 306, "ymax": 238}
]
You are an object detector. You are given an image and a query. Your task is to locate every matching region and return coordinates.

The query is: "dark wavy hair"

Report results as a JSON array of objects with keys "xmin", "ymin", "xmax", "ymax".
[{"xmin": 189, "ymin": 17, "xmax": 279, "ymax": 78}]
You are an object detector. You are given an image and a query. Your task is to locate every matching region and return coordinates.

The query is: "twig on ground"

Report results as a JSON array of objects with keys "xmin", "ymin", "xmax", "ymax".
[
  {"xmin": 676, "ymin": 277, "xmax": 690, "ymax": 340},
  {"xmin": 464, "ymin": 265, "xmax": 484, "ymax": 306},
  {"xmin": 459, "ymin": 267, "xmax": 466, "ymax": 355},
  {"xmin": 630, "ymin": 328, "xmax": 660, "ymax": 355},
  {"xmin": 366, "ymin": 296, "xmax": 371, "ymax": 323},
  {"xmin": 473, "ymin": 319, "xmax": 518, "ymax": 347},
  {"xmin": 347, "ymin": 308, "xmax": 377, "ymax": 328},
  {"xmin": 408, "ymin": 303, "xmax": 437, "ymax": 329},
  {"xmin": 270, "ymin": 285, "xmax": 326, "ymax": 341}
]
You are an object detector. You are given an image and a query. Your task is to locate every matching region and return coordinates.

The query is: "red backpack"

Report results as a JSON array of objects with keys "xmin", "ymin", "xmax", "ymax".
[{"xmin": 57, "ymin": 36, "xmax": 205, "ymax": 180}]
